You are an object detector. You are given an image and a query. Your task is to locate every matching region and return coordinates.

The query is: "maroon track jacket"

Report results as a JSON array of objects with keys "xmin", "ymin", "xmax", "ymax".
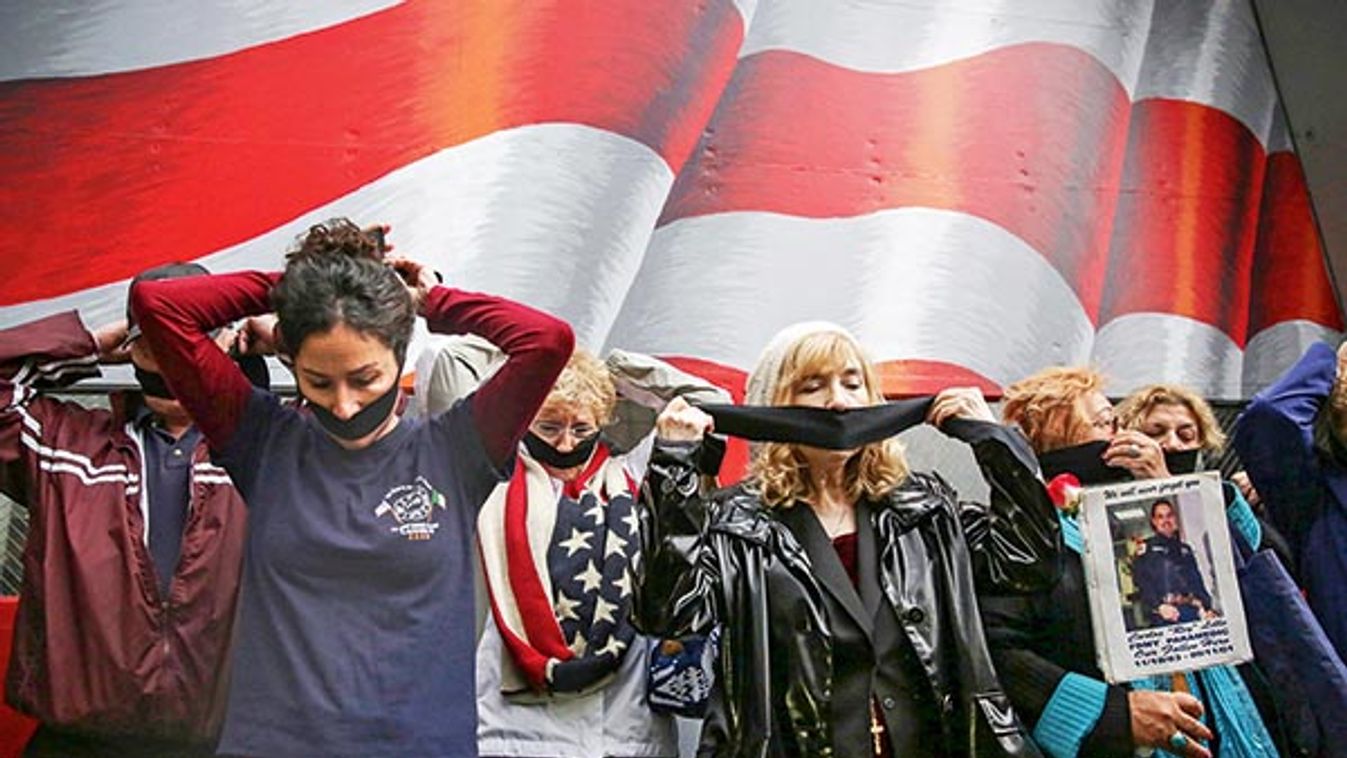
[{"xmin": 0, "ymin": 311, "xmax": 246, "ymax": 742}]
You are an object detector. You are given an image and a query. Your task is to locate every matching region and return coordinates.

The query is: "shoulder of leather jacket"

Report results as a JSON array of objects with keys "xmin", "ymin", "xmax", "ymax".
[
  {"xmin": 705, "ymin": 483, "xmax": 780, "ymax": 545},
  {"xmin": 947, "ymin": 419, "xmax": 1040, "ymax": 475},
  {"xmin": 873, "ymin": 470, "xmax": 956, "ymax": 529}
]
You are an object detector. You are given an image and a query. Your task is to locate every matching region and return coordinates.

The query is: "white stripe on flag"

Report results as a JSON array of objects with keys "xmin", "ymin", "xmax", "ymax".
[
  {"xmin": 0, "ymin": 1, "xmax": 397, "ymax": 81},
  {"xmin": 606, "ymin": 207, "xmax": 1093, "ymax": 387},
  {"xmin": 1266, "ymin": 110, "xmax": 1292, "ymax": 153},
  {"xmin": 1243, "ymin": 320, "xmax": 1343, "ymax": 397},
  {"xmin": 737, "ymin": 0, "xmax": 1152, "ymax": 92},
  {"xmin": 1091, "ymin": 313, "xmax": 1243, "ymax": 399},
  {"xmin": 1132, "ymin": 0, "xmax": 1277, "ymax": 143}
]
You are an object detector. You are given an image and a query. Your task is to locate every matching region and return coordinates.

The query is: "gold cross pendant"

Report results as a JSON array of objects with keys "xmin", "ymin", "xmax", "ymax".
[{"xmin": 869, "ymin": 710, "xmax": 885, "ymax": 756}]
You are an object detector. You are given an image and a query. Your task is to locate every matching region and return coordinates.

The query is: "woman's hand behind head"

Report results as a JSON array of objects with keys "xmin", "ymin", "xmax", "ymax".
[
  {"xmin": 234, "ymin": 315, "xmax": 280, "ymax": 356},
  {"xmin": 385, "ymin": 256, "xmax": 436, "ymax": 315},
  {"xmin": 93, "ymin": 319, "xmax": 132, "ymax": 364}
]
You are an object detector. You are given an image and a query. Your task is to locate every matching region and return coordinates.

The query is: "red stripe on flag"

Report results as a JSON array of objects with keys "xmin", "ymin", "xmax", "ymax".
[
  {"xmin": 656, "ymin": 45, "xmax": 1133, "ymax": 319},
  {"xmin": 875, "ymin": 360, "xmax": 1001, "ymax": 399},
  {"xmin": 0, "ymin": 0, "xmax": 745, "ymax": 305},
  {"xmin": 503, "ymin": 462, "xmax": 572, "ymax": 669},
  {"xmin": 658, "ymin": 356, "xmax": 746, "ymax": 403},
  {"xmin": 660, "ymin": 355, "xmax": 1001, "ymax": 485},
  {"xmin": 478, "ymin": 541, "xmax": 554, "ymax": 690},
  {"xmin": 1098, "ymin": 99, "xmax": 1265, "ymax": 344},
  {"xmin": 1248, "ymin": 151, "xmax": 1344, "ymax": 333}
]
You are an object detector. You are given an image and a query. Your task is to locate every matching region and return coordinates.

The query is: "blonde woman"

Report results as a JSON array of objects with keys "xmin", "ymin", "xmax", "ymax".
[
  {"xmin": 638, "ymin": 322, "xmax": 1059, "ymax": 758},
  {"xmin": 1116, "ymin": 384, "xmax": 1224, "ymax": 467}
]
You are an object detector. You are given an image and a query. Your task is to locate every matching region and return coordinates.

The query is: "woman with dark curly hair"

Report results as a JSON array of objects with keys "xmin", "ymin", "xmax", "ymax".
[{"xmin": 129, "ymin": 219, "xmax": 573, "ymax": 757}]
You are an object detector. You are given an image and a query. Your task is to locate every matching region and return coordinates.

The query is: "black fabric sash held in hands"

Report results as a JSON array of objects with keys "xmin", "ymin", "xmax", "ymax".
[{"xmin": 697, "ymin": 398, "xmax": 936, "ymax": 450}]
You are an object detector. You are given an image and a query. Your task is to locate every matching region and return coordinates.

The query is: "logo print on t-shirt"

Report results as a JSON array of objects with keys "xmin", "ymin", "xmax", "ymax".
[{"xmin": 373, "ymin": 476, "xmax": 446, "ymax": 541}]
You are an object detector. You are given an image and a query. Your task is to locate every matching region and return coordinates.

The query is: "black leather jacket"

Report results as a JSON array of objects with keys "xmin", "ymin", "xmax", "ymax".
[{"xmin": 634, "ymin": 420, "xmax": 1061, "ymax": 757}]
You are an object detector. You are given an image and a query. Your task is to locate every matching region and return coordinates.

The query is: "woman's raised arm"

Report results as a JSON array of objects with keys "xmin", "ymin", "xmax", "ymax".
[{"xmin": 130, "ymin": 270, "xmax": 277, "ymax": 450}]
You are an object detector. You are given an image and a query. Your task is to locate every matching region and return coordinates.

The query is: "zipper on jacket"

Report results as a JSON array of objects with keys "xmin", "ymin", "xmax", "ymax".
[{"xmin": 161, "ymin": 599, "xmax": 172, "ymax": 657}]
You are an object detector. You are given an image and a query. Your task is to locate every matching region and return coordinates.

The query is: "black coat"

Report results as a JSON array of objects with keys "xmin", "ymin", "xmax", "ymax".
[
  {"xmin": 979, "ymin": 545, "xmax": 1136, "ymax": 756},
  {"xmin": 633, "ymin": 421, "xmax": 1061, "ymax": 757}
]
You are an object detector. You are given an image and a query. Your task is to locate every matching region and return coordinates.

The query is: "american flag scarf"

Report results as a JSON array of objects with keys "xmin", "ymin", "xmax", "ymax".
[{"xmin": 477, "ymin": 444, "xmax": 641, "ymax": 696}]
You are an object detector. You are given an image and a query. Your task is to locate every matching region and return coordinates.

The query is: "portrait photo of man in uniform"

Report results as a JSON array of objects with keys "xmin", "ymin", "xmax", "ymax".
[{"xmin": 1131, "ymin": 498, "xmax": 1218, "ymax": 626}]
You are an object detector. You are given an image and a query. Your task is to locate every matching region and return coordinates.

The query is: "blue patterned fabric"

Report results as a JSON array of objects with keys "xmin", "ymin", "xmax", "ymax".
[{"xmin": 647, "ymin": 626, "xmax": 720, "ymax": 717}]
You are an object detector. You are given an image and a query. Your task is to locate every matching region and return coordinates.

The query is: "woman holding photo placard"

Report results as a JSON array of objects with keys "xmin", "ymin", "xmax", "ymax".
[{"xmin": 980, "ymin": 368, "xmax": 1278, "ymax": 758}]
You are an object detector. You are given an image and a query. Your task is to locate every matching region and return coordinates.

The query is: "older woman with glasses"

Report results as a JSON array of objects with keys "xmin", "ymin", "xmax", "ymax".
[
  {"xmin": 472, "ymin": 346, "xmax": 728, "ymax": 758},
  {"xmin": 1116, "ymin": 384, "xmax": 1295, "ymax": 577}
]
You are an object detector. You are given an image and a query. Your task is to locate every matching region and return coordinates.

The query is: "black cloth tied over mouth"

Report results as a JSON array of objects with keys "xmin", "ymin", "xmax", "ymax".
[
  {"xmin": 1037, "ymin": 439, "xmax": 1202, "ymax": 484},
  {"xmin": 697, "ymin": 398, "xmax": 936, "ymax": 450}
]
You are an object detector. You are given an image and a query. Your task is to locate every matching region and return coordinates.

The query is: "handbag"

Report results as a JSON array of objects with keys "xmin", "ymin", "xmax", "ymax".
[
  {"xmin": 646, "ymin": 627, "xmax": 720, "ymax": 718},
  {"xmin": 1231, "ymin": 529, "xmax": 1347, "ymax": 757}
]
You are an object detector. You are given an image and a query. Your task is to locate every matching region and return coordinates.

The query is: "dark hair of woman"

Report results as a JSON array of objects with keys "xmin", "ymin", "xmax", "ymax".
[{"xmin": 270, "ymin": 219, "xmax": 415, "ymax": 364}]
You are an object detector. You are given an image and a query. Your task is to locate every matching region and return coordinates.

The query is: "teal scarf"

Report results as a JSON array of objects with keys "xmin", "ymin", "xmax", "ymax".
[
  {"xmin": 1131, "ymin": 670, "xmax": 1277, "ymax": 757},
  {"xmin": 1057, "ymin": 511, "xmax": 1278, "ymax": 757}
]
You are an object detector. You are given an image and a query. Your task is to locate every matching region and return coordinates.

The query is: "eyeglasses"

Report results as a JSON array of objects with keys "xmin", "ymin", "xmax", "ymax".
[{"xmin": 530, "ymin": 420, "xmax": 599, "ymax": 442}]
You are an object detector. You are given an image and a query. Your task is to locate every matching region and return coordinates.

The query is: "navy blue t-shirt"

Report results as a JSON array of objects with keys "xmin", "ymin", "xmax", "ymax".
[{"xmin": 215, "ymin": 388, "xmax": 506, "ymax": 757}]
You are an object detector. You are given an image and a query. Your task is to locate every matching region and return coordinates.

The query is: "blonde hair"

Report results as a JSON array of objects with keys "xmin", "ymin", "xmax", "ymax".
[
  {"xmin": 747, "ymin": 330, "xmax": 908, "ymax": 508},
  {"xmin": 1002, "ymin": 366, "xmax": 1107, "ymax": 455},
  {"xmin": 541, "ymin": 348, "xmax": 617, "ymax": 425},
  {"xmin": 1116, "ymin": 384, "xmax": 1225, "ymax": 454}
]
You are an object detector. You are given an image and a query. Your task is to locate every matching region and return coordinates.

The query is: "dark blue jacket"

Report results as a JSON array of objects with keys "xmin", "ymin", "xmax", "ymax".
[
  {"xmin": 1234, "ymin": 342, "xmax": 1347, "ymax": 660},
  {"xmin": 1132, "ymin": 533, "xmax": 1212, "ymax": 624}
]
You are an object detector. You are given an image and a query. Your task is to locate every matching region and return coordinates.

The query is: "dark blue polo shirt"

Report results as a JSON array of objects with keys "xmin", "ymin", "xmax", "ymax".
[{"xmin": 135, "ymin": 407, "xmax": 202, "ymax": 597}]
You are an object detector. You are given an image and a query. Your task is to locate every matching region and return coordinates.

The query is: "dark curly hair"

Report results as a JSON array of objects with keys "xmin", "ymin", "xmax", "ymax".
[{"xmin": 271, "ymin": 218, "xmax": 414, "ymax": 364}]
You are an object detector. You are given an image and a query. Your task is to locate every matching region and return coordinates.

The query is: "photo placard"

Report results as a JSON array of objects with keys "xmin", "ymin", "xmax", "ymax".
[{"xmin": 1077, "ymin": 472, "xmax": 1251, "ymax": 682}]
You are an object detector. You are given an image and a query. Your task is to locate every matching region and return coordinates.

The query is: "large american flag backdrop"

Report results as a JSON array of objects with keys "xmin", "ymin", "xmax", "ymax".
[{"xmin": 1, "ymin": 0, "xmax": 1340, "ymax": 402}]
